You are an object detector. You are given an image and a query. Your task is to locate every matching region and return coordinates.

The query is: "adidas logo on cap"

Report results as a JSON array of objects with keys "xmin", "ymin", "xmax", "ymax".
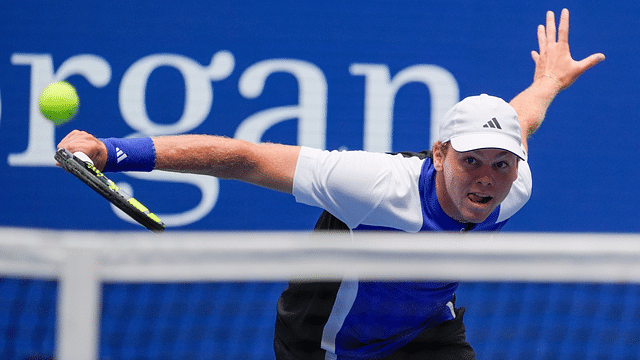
[{"xmin": 483, "ymin": 117, "xmax": 502, "ymax": 129}]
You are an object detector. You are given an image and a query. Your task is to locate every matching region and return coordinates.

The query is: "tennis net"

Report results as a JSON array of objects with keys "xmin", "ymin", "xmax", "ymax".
[{"xmin": 1, "ymin": 227, "xmax": 639, "ymax": 359}]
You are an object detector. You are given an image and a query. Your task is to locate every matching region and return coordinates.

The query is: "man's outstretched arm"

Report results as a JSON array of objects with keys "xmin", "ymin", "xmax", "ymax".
[
  {"xmin": 57, "ymin": 130, "xmax": 301, "ymax": 194},
  {"xmin": 509, "ymin": 9, "xmax": 605, "ymax": 151}
]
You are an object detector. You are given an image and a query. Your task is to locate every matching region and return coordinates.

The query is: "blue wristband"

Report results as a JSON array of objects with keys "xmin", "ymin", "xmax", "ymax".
[{"xmin": 99, "ymin": 137, "xmax": 156, "ymax": 172}]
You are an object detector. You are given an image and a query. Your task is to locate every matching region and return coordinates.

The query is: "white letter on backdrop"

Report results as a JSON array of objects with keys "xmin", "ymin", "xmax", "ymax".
[
  {"xmin": 349, "ymin": 64, "xmax": 459, "ymax": 152},
  {"xmin": 235, "ymin": 59, "xmax": 327, "ymax": 149}
]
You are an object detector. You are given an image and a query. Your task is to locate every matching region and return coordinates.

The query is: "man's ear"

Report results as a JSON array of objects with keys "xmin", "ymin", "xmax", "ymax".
[{"xmin": 432, "ymin": 141, "xmax": 447, "ymax": 172}]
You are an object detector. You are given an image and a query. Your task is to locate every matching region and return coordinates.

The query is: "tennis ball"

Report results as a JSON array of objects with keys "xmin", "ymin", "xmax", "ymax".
[{"xmin": 38, "ymin": 81, "xmax": 79, "ymax": 125}]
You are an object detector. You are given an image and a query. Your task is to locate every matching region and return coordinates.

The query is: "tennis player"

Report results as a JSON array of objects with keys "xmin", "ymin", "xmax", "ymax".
[{"xmin": 57, "ymin": 9, "xmax": 603, "ymax": 360}]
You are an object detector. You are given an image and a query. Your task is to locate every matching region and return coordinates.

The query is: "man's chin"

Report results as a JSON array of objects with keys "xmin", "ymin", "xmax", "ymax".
[{"xmin": 460, "ymin": 204, "xmax": 496, "ymax": 224}]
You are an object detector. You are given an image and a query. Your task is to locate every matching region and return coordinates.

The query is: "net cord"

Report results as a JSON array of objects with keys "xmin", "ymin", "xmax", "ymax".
[{"xmin": 1, "ymin": 227, "xmax": 639, "ymax": 360}]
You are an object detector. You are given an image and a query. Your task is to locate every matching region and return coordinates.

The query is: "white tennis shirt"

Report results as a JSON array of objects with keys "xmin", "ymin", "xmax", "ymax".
[{"xmin": 292, "ymin": 146, "xmax": 532, "ymax": 232}]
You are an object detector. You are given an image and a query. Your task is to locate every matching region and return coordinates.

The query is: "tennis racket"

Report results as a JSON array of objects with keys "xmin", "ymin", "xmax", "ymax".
[{"xmin": 55, "ymin": 148, "xmax": 166, "ymax": 233}]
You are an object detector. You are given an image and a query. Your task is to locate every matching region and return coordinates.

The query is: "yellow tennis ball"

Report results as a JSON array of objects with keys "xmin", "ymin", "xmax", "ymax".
[{"xmin": 38, "ymin": 81, "xmax": 79, "ymax": 125}]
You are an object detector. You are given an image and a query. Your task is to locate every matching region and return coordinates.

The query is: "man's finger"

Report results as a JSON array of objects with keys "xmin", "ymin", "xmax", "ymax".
[
  {"xmin": 546, "ymin": 10, "xmax": 557, "ymax": 43},
  {"xmin": 537, "ymin": 24, "xmax": 547, "ymax": 56},
  {"xmin": 531, "ymin": 51, "xmax": 540, "ymax": 63},
  {"xmin": 577, "ymin": 53, "xmax": 606, "ymax": 73},
  {"xmin": 557, "ymin": 8, "xmax": 570, "ymax": 44}
]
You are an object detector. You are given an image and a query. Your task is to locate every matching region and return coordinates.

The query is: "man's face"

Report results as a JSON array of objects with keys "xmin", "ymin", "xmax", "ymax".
[{"xmin": 434, "ymin": 143, "xmax": 519, "ymax": 224}]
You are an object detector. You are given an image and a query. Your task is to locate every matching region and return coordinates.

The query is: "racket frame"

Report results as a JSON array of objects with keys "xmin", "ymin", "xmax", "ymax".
[{"xmin": 55, "ymin": 148, "xmax": 165, "ymax": 233}]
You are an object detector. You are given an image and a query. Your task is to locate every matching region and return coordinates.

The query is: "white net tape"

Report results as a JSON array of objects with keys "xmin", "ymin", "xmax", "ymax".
[
  {"xmin": 1, "ymin": 227, "xmax": 639, "ymax": 360},
  {"xmin": 1, "ymin": 227, "xmax": 639, "ymax": 283}
]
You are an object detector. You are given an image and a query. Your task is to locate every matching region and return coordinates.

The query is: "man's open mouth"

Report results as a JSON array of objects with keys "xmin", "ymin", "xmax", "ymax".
[{"xmin": 468, "ymin": 193, "xmax": 493, "ymax": 204}]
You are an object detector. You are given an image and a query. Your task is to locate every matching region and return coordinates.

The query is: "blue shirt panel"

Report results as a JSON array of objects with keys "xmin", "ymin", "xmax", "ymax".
[{"xmin": 335, "ymin": 159, "xmax": 507, "ymax": 358}]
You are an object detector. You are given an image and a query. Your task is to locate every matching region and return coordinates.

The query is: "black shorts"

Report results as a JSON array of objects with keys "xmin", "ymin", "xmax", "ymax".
[
  {"xmin": 274, "ymin": 305, "xmax": 475, "ymax": 360},
  {"xmin": 377, "ymin": 306, "xmax": 476, "ymax": 360}
]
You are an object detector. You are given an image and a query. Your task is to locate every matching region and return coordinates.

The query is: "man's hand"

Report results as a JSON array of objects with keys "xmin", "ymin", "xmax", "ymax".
[
  {"xmin": 57, "ymin": 130, "xmax": 109, "ymax": 171},
  {"xmin": 531, "ymin": 8, "xmax": 605, "ymax": 92},
  {"xmin": 509, "ymin": 9, "xmax": 605, "ymax": 149}
]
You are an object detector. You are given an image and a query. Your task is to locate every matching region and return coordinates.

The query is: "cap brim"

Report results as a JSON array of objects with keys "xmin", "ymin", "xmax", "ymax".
[{"xmin": 450, "ymin": 133, "xmax": 526, "ymax": 160}]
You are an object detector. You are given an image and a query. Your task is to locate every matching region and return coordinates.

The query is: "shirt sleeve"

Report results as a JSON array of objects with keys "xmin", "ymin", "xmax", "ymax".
[
  {"xmin": 496, "ymin": 157, "xmax": 533, "ymax": 223},
  {"xmin": 292, "ymin": 147, "xmax": 424, "ymax": 232}
]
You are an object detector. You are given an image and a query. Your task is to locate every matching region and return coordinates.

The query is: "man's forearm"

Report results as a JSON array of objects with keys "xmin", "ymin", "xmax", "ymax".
[
  {"xmin": 509, "ymin": 76, "xmax": 562, "ymax": 150},
  {"xmin": 153, "ymin": 134, "xmax": 300, "ymax": 193}
]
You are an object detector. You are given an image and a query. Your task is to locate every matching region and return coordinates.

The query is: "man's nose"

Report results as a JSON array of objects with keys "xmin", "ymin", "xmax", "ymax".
[{"xmin": 476, "ymin": 167, "xmax": 493, "ymax": 186}]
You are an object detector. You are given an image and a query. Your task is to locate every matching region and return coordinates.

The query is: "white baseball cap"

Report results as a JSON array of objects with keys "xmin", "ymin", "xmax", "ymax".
[{"xmin": 438, "ymin": 94, "xmax": 526, "ymax": 160}]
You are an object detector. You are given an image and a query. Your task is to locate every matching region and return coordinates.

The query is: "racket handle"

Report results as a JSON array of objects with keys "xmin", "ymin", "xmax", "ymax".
[{"xmin": 73, "ymin": 152, "xmax": 94, "ymax": 165}]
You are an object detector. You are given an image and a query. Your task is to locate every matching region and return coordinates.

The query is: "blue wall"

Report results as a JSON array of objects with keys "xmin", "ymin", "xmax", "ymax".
[{"xmin": 1, "ymin": 1, "xmax": 636, "ymax": 232}]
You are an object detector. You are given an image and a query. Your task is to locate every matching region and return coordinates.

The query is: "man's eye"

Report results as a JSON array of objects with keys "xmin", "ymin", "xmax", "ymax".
[
  {"xmin": 464, "ymin": 157, "xmax": 477, "ymax": 165},
  {"xmin": 495, "ymin": 161, "xmax": 508, "ymax": 169}
]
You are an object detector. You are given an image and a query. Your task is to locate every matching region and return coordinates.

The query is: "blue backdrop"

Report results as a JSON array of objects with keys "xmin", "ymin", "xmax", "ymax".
[{"xmin": 0, "ymin": 1, "xmax": 636, "ymax": 232}]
